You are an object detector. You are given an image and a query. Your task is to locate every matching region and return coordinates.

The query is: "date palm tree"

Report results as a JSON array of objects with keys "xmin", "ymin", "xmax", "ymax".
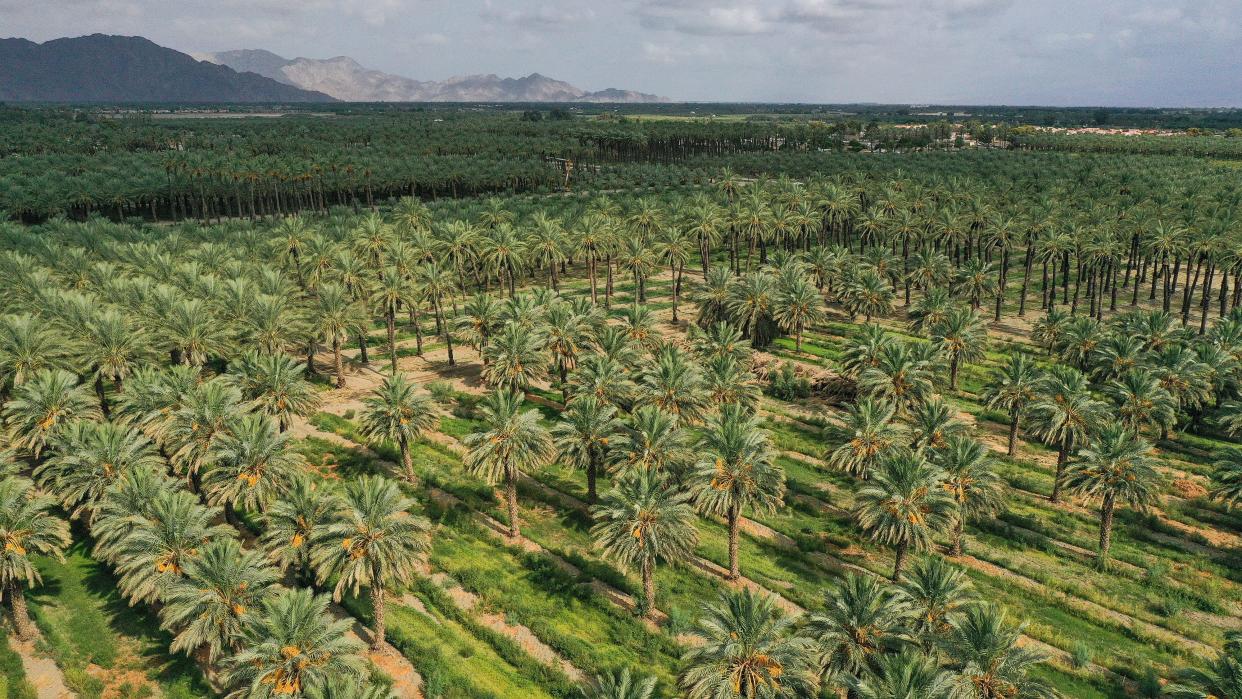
[
  {"xmin": 689, "ymin": 404, "xmax": 785, "ymax": 580},
  {"xmin": 230, "ymin": 352, "xmax": 320, "ymax": 432},
  {"xmin": 580, "ymin": 668, "xmax": 657, "ymax": 699},
  {"xmin": 79, "ymin": 309, "xmax": 148, "ymax": 415},
  {"xmin": 570, "ymin": 354, "xmax": 637, "ymax": 411},
  {"xmin": 932, "ymin": 306, "xmax": 987, "ymax": 391},
  {"xmin": 858, "ymin": 342, "xmax": 935, "ymax": 415},
  {"xmin": 543, "ymin": 303, "xmax": 591, "ymax": 399},
  {"xmin": 164, "ymin": 377, "xmax": 243, "ymax": 491},
  {"xmin": 826, "ymin": 398, "xmax": 906, "ymax": 479},
  {"xmin": 727, "ymin": 270, "xmax": 778, "ymax": 348},
  {"xmin": 315, "ymin": 282, "xmax": 365, "ymax": 388},
  {"xmin": 1063, "ymin": 423, "xmax": 1161, "ymax": 566},
  {"xmin": 854, "ymin": 452, "xmax": 953, "ymax": 581},
  {"xmin": 637, "ymin": 345, "xmax": 709, "ymax": 425},
  {"xmin": 897, "ymin": 556, "xmax": 975, "ymax": 650},
  {"xmin": 35, "ymin": 420, "xmax": 161, "ymax": 519},
  {"xmin": 110, "ymin": 489, "xmax": 230, "ymax": 605},
  {"xmin": 773, "ymin": 274, "xmax": 825, "ymax": 352},
  {"xmin": 261, "ymin": 476, "xmax": 342, "ymax": 584},
  {"xmin": 934, "ymin": 436, "xmax": 1005, "ymax": 556},
  {"xmin": 704, "ymin": 354, "xmax": 762, "ymax": 412},
  {"xmin": 1026, "ymin": 365, "xmax": 1107, "ymax": 503},
  {"xmin": 679, "ymin": 588, "xmax": 817, "ymax": 699},
  {"xmin": 942, "ymin": 604, "xmax": 1056, "ymax": 699},
  {"xmin": 0, "ymin": 314, "xmax": 69, "ymax": 392},
  {"xmin": 553, "ymin": 395, "xmax": 622, "ymax": 503},
  {"xmin": 591, "ymin": 468, "xmax": 698, "ymax": 616},
  {"xmin": 805, "ymin": 573, "xmax": 912, "ymax": 682},
  {"xmin": 610, "ymin": 405, "xmax": 694, "ymax": 479},
  {"xmin": 982, "ymin": 353, "xmax": 1042, "ymax": 456},
  {"xmin": 1211, "ymin": 448, "xmax": 1242, "ymax": 510},
  {"xmin": 358, "ymin": 375, "xmax": 436, "ymax": 483},
  {"xmin": 907, "ymin": 287, "xmax": 953, "ymax": 337},
  {"xmin": 1105, "ymin": 369, "xmax": 1178, "ymax": 437},
  {"xmin": 204, "ymin": 413, "xmax": 305, "ymax": 519},
  {"xmin": 483, "ymin": 321, "xmax": 549, "ymax": 392},
  {"xmin": 312, "ymin": 475, "xmax": 430, "ymax": 648},
  {"xmin": 463, "ymin": 389, "xmax": 554, "ymax": 538},
  {"xmin": 848, "ymin": 649, "xmax": 955, "ymax": 699},
  {"xmin": 842, "ymin": 267, "xmax": 895, "ymax": 322},
  {"xmin": 161, "ymin": 537, "xmax": 279, "ymax": 662},
  {"xmin": 0, "ymin": 475, "xmax": 70, "ymax": 639},
  {"xmin": 908, "ymin": 397, "xmax": 967, "ymax": 453},
  {"xmin": 2, "ymin": 368, "xmax": 101, "ymax": 459},
  {"xmin": 455, "ymin": 293, "xmax": 503, "ymax": 364},
  {"xmin": 417, "ymin": 260, "xmax": 460, "ymax": 365},
  {"xmin": 223, "ymin": 587, "xmax": 366, "ymax": 698}
]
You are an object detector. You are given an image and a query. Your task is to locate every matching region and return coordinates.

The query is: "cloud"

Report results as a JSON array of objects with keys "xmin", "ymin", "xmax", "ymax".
[{"xmin": 480, "ymin": 1, "xmax": 595, "ymax": 29}]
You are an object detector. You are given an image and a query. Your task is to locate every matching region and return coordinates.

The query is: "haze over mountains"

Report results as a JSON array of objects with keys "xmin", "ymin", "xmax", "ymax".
[
  {"xmin": 195, "ymin": 49, "xmax": 667, "ymax": 103},
  {"xmin": 0, "ymin": 35, "xmax": 333, "ymax": 102}
]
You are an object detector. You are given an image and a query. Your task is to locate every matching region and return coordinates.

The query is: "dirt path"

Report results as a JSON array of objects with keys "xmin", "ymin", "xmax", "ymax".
[{"xmin": 8, "ymin": 635, "xmax": 74, "ymax": 699}]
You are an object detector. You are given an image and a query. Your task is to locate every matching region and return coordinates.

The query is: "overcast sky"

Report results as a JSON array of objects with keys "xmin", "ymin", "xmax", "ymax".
[{"xmin": 4, "ymin": 0, "xmax": 1241, "ymax": 105}]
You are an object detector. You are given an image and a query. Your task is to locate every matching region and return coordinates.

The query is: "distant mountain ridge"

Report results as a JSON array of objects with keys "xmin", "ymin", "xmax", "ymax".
[
  {"xmin": 0, "ymin": 35, "xmax": 334, "ymax": 103},
  {"xmin": 196, "ymin": 48, "xmax": 667, "ymax": 103}
]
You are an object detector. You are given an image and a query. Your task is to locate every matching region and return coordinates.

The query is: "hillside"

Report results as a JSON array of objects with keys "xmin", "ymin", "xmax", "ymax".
[{"xmin": 0, "ymin": 35, "xmax": 334, "ymax": 102}]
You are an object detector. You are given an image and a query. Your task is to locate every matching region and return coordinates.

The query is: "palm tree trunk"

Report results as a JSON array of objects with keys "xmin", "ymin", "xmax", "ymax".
[
  {"xmin": 506, "ymin": 472, "xmax": 521, "ymax": 538},
  {"xmin": 1007, "ymin": 412, "xmax": 1019, "ymax": 456},
  {"xmin": 358, "ymin": 334, "xmax": 369, "ymax": 364},
  {"xmin": 641, "ymin": 557, "xmax": 656, "ymax": 618},
  {"xmin": 387, "ymin": 310, "xmax": 397, "ymax": 375},
  {"xmin": 1098, "ymin": 495, "xmax": 1115, "ymax": 565},
  {"xmin": 587, "ymin": 452, "xmax": 599, "ymax": 504},
  {"xmin": 8, "ymin": 585, "xmax": 35, "ymax": 640},
  {"xmin": 399, "ymin": 436, "xmax": 415, "ymax": 483},
  {"xmin": 950, "ymin": 355, "xmax": 960, "ymax": 390},
  {"xmin": 727, "ymin": 504, "xmax": 740, "ymax": 580},
  {"xmin": 952, "ymin": 516, "xmax": 964, "ymax": 556},
  {"xmin": 891, "ymin": 541, "xmax": 908, "ymax": 582},
  {"xmin": 333, "ymin": 337, "xmax": 346, "ymax": 389},
  {"xmin": 1051, "ymin": 441, "xmax": 1069, "ymax": 503},
  {"xmin": 371, "ymin": 569, "xmax": 386, "ymax": 649}
]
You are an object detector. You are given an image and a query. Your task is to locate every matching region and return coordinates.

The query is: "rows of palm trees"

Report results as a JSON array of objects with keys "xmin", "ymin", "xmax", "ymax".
[{"xmin": 0, "ymin": 166, "xmax": 1239, "ymax": 697}]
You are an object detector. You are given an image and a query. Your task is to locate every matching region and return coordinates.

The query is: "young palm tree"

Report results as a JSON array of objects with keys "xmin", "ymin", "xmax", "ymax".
[
  {"xmin": 842, "ymin": 324, "xmax": 896, "ymax": 377},
  {"xmin": 580, "ymin": 668, "xmax": 657, "ymax": 699},
  {"xmin": 79, "ymin": 309, "xmax": 148, "ymax": 414},
  {"xmin": 897, "ymin": 556, "xmax": 975, "ymax": 650},
  {"xmin": 942, "ymin": 604, "xmax": 1056, "ymax": 699},
  {"xmin": 35, "ymin": 420, "xmax": 161, "ymax": 519},
  {"xmin": 1105, "ymin": 369, "xmax": 1178, "ymax": 437},
  {"xmin": 312, "ymin": 475, "xmax": 430, "ymax": 648},
  {"xmin": 773, "ymin": 274, "xmax": 825, "ymax": 352},
  {"xmin": 358, "ymin": 375, "xmax": 436, "ymax": 482},
  {"xmin": 679, "ymin": 588, "xmax": 817, "ymax": 699},
  {"xmin": 689, "ymin": 404, "xmax": 785, "ymax": 580},
  {"xmin": 591, "ymin": 468, "xmax": 698, "ymax": 616},
  {"xmin": 826, "ymin": 398, "xmax": 906, "ymax": 479},
  {"xmin": 463, "ymin": 389, "xmax": 554, "ymax": 538},
  {"xmin": 552, "ymin": 395, "xmax": 621, "ymax": 503},
  {"xmin": 0, "ymin": 476, "xmax": 70, "ymax": 639},
  {"xmin": 805, "ymin": 573, "xmax": 912, "ymax": 682},
  {"xmin": 982, "ymin": 353, "xmax": 1042, "ymax": 456},
  {"xmin": 931, "ymin": 306, "xmax": 987, "ymax": 391},
  {"xmin": 1026, "ymin": 365, "xmax": 1108, "ymax": 503},
  {"xmin": 848, "ymin": 649, "xmax": 955, "ymax": 699},
  {"xmin": 934, "ymin": 436, "xmax": 1005, "ymax": 556},
  {"xmin": 160, "ymin": 537, "xmax": 279, "ymax": 663},
  {"xmin": 1063, "ymin": 423, "xmax": 1161, "ymax": 565},
  {"xmin": 1211, "ymin": 448, "xmax": 1242, "ymax": 510},
  {"xmin": 854, "ymin": 452, "xmax": 954, "ymax": 581},
  {"xmin": 2, "ymin": 368, "xmax": 101, "ymax": 459},
  {"xmin": 230, "ymin": 352, "xmax": 320, "ymax": 432},
  {"xmin": 224, "ymin": 587, "xmax": 366, "ymax": 697},
  {"xmin": 483, "ymin": 321, "xmax": 549, "ymax": 392},
  {"xmin": 203, "ymin": 413, "xmax": 305, "ymax": 518},
  {"xmin": 261, "ymin": 476, "xmax": 342, "ymax": 584},
  {"xmin": 0, "ymin": 314, "xmax": 69, "ymax": 392}
]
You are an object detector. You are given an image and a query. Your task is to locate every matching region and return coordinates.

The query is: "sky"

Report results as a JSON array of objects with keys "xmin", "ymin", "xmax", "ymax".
[{"xmin": 3, "ymin": 0, "xmax": 1242, "ymax": 106}]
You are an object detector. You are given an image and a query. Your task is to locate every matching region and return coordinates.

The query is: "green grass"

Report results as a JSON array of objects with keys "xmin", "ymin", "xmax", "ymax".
[{"xmin": 0, "ymin": 625, "xmax": 38, "ymax": 699}]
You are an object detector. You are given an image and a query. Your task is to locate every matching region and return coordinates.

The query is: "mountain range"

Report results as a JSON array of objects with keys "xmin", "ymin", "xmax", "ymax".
[
  {"xmin": 195, "ymin": 48, "xmax": 667, "ymax": 103},
  {"xmin": 0, "ymin": 35, "xmax": 333, "ymax": 102}
]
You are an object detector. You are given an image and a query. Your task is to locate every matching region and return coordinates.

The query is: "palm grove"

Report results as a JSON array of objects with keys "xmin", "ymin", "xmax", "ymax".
[{"xmin": 1, "ymin": 151, "xmax": 1241, "ymax": 699}]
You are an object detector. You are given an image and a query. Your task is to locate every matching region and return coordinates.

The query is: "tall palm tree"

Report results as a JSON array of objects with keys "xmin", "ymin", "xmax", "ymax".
[
  {"xmin": 858, "ymin": 342, "xmax": 935, "ymax": 415},
  {"xmin": 371, "ymin": 266, "xmax": 414, "ymax": 373},
  {"xmin": 610, "ymin": 405, "xmax": 694, "ymax": 479},
  {"xmin": 160, "ymin": 537, "xmax": 278, "ymax": 663},
  {"xmin": 580, "ymin": 668, "xmax": 658, "ymax": 699},
  {"xmin": 897, "ymin": 556, "xmax": 975, "ymax": 650},
  {"xmin": 934, "ymin": 436, "xmax": 1005, "ymax": 556},
  {"xmin": 35, "ymin": 420, "xmax": 161, "ymax": 519},
  {"xmin": 230, "ymin": 352, "xmax": 320, "ymax": 432},
  {"xmin": 455, "ymin": 293, "xmax": 502, "ymax": 363},
  {"xmin": 552, "ymin": 395, "xmax": 621, "ymax": 503},
  {"xmin": 483, "ymin": 321, "xmax": 549, "ymax": 392},
  {"xmin": 727, "ymin": 270, "xmax": 778, "ymax": 348},
  {"xmin": 1211, "ymin": 448, "xmax": 1242, "ymax": 510},
  {"xmin": 689, "ymin": 404, "xmax": 785, "ymax": 580},
  {"xmin": 543, "ymin": 303, "xmax": 590, "ymax": 400},
  {"xmin": 805, "ymin": 573, "xmax": 912, "ymax": 682},
  {"xmin": 1105, "ymin": 369, "xmax": 1178, "ymax": 437},
  {"xmin": 463, "ymin": 389, "xmax": 554, "ymax": 538},
  {"xmin": 848, "ymin": 649, "xmax": 955, "ymax": 699},
  {"xmin": 0, "ymin": 475, "xmax": 70, "ymax": 639},
  {"xmin": 982, "ymin": 353, "xmax": 1042, "ymax": 456},
  {"xmin": 907, "ymin": 287, "xmax": 954, "ymax": 337},
  {"xmin": 2, "ymin": 368, "xmax": 101, "ymax": 459},
  {"xmin": 109, "ymin": 488, "xmax": 230, "ymax": 605},
  {"xmin": 773, "ymin": 274, "xmax": 825, "ymax": 352},
  {"xmin": 78, "ymin": 309, "xmax": 148, "ymax": 415},
  {"xmin": 854, "ymin": 452, "xmax": 953, "ymax": 581},
  {"xmin": 1026, "ymin": 365, "xmax": 1108, "ymax": 503},
  {"xmin": 1063, "ymin": 424, "xmax": 1161, "ymax": 565},
  {"xmin": 679, "ymin": 588, "xmax": 817, "ymax": 699},
  {"xmin": 261, "ymin": 476, "xmax": 342, "ymax": 584},
  {"xmin": 315, "ymin": 282, "xmax": 365, "ymax": 388},
  {"xmin": 163, "ymin": 377, "xmax": 243, "ymax": 491},
  {"xmin": 570, "ymin": 354, "xmax": 638, "ymax": 412},
  {"xmin": 591, "ymin": 468, "xmax": 699, "ymax": 616},
  {"xmin": 941, "ymin": 604, "xmax": 1056, "ymax": 699},
  {"xmin": 637, "ymin": 345, "xmax": 709, "ymax": 425},
  {"xmin": 203, "ymin": 413, "xmax": 305, "ymax": 519},
  {"xmin": 931, "ymin": 307, "xmax": 987, "ymax": 391},
  {"xmin": 704, "ymin": 354, "xmax": 762, "ymax": 412},
  {"xmin": 826, "ymin": 398, "xmax": 906, "ymax": 479},
  {"xmin": 358, "ymin": 375, "xmax": 436, "ymax": 482},
  {"xmin": 417, "ymin": 260, "xmax": 460, "ymax": 365},
  {"xmin": 223, "ymin": 587, "xmax": 366, "ymax": 698},
  {"xmin": 312, "ymin": 475, "xmax": 430, "ymax": 648}
]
